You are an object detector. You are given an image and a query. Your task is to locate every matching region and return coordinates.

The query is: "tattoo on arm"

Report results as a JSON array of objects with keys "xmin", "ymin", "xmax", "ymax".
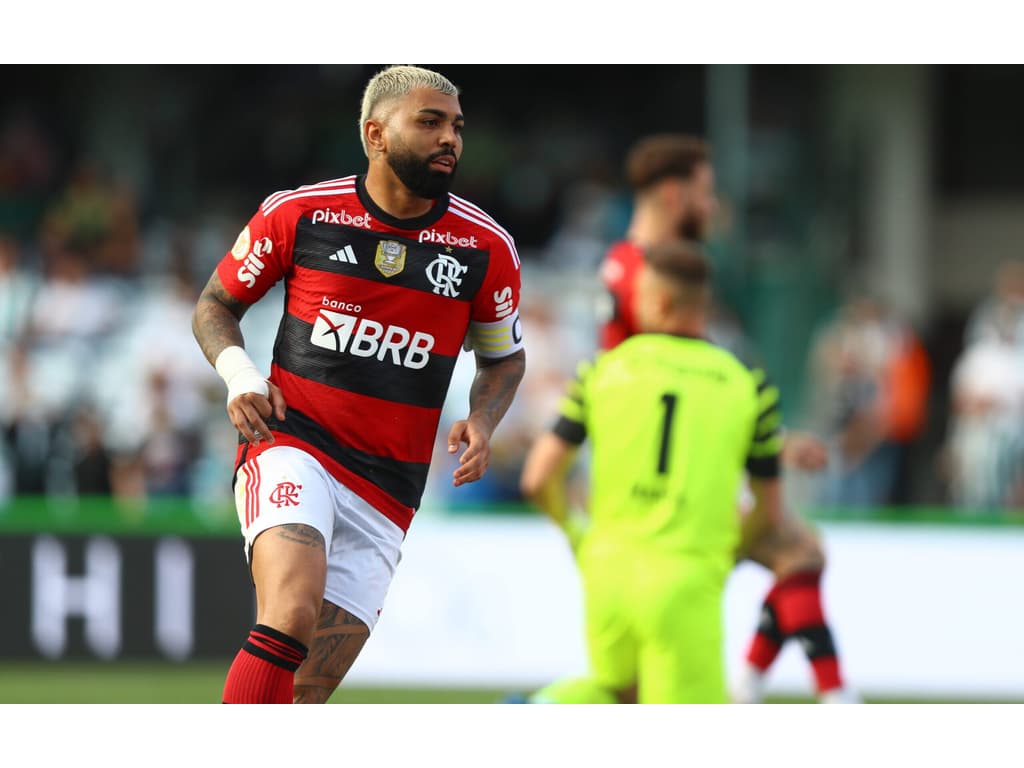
[
  {"xmin": 191, "ymin": 270, "xmax": 253, "ymax": 365},
  {"xmin": 469, "ymin": 349, "xmax": 526, "ymax": 436},
  {"xmin": 273, "ymin": 524, "xmax": 325, "ymax": 550}
]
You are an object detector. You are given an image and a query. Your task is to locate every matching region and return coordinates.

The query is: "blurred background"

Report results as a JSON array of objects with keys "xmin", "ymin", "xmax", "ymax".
[{"xmin": 1, "ymin": 64, "xmax": 1023, "ymax": 702}]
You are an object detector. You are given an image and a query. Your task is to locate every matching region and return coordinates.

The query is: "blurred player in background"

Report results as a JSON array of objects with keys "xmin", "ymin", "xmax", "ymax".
[
  {"xmin": 520, "ymin": 240, "xmax": 784, "ymax": 702},
  {"xmin": 192, "ymin": 65, "xmax": 526, "ymax": 703},
  {"xmin": 522, "ymin": 133, "xmax": 855, "ymax": 703}
]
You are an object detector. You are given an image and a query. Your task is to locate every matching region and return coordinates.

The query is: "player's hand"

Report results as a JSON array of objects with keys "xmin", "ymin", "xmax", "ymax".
[
  {"xmin": 227, "ymin": 380, "xmax": 287, "ymax": 446},
  {"xmin": 781, "ymin": 431, "xmax": 829, "ymax": 472},
  {"xmin": 447, "ymin": 417, "xmax": 491, "ymax": 487}
]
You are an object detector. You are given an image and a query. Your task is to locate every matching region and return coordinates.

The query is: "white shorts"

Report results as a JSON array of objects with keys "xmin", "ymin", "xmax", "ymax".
[{"xmin": 233, "ymin": 445, "xmax": 404, "ymax": 632}]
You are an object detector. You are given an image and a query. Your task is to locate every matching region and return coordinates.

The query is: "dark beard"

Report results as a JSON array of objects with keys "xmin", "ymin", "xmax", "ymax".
[
  {"xmin": 387, "ymin": 146, "xmax": 457, "ymax": 200},
  {"xmin": 678, "ymin": 209, "xmax": 705, "ymax": 242}
]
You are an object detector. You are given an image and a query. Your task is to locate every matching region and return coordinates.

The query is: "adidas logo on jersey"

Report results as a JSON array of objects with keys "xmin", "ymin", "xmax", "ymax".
[{"xmin": 330, "ymin": 245, "xmax": 358, "ymax": 264}]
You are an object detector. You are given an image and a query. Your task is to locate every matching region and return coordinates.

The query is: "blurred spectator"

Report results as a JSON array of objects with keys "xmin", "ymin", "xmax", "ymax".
[
  {"xmin": 0, "ymin": 344, "xmax": 57, "ymax": 496},
  {"xmin": 139, "ymin": 369, "xmax": 203, "ymax": 497},
  {"xmin": 92, "ymin": 263, "xmax": 221, "ymax": 501},
  {"xmin": 23, "ymin": 244, "xmax": 123, "ymax": 349},
  {"xmin": 964, "ymin": 259, "xmax": 1024, "ymax": 351},
  {"xmin": 0, "ymin": 234, "xmax": 38, "ymax": 346},
  {"xmin": 70, "ymin": 401, "xmax": 114, "ymax": 496},
  {"xmin": 942, "ymin": 299, "xmax": 1024, "ymax": 511},
  {"xmin": 38, "ymin": 157, "xmax": 141, "ymax": 277},
  {"xmin": 539, "ymin": 179, "xmax": 621, "ymax": 272},
  {"xmin": 0, "ymin": 108, "xmax": 57, "ymax": 244},
  {"xmin": 804, "ymin": 295, "xmax": 932, "ymax": 507}
]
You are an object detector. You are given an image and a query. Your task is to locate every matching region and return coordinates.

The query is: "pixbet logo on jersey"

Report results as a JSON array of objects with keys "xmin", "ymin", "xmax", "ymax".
[
  {"xmin": 236, "ymin": 237, "xmax": 273, "ymax": 289},
  {"xmin": 311, "ymin": 209, "xmax": 372, "ymax": 228},
  {"xmin": 310, "ymin": 306, "xmax": 434, "ymax": 369},
  {"xmin": 417, "ymin": 229, "xmax": 478, "ymax": 248}
]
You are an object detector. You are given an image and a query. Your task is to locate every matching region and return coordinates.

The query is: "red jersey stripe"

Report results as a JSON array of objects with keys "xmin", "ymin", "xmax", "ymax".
[{"xmin": 270, "ymin": 365, "xmax": 441, "ymax": 464}]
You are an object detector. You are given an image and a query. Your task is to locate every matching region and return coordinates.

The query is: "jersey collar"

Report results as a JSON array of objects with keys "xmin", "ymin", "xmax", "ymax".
[{"xmin": 356, "ymin": 174, "xmax": 450, "ymax": 230}]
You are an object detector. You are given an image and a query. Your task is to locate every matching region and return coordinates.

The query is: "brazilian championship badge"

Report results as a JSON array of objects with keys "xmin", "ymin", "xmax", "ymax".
[{"xmin": 375, "ymin": 240, "xmax": 406, "ymax": 278}]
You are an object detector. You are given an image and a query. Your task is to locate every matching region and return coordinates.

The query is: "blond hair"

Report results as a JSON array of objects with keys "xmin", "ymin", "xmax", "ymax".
[{"xmin": 358, "ymin": 65, "xmax": 460, "ymax": 157}]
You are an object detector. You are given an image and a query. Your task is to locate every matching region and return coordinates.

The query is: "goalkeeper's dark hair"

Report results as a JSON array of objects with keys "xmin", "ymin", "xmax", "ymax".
[
  {"xmin": 645, "ymin": 239, "xmax": 711, "ymax": 289},
  {"xmin": 625, "ymin": 134, "xmax": 711, "ymax": 192}
]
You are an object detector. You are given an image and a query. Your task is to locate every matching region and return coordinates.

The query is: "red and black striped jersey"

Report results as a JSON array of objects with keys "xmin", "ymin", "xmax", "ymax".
[
  {"xmin": 217, "ymin": 174, "xmax": 523, "ymax": 531},
  {"xmin": 598, "ymin": 239, "xmax": 644, "ymax": 350}
]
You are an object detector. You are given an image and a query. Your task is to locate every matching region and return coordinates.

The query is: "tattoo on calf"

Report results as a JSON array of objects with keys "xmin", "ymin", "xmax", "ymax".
[{"xmin": 293, "ymin": 602, "xmax": 371, "ymax": 704}]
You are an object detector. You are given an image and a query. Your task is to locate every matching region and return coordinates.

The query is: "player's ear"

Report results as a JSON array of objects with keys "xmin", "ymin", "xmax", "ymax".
[
  {"xmin": 658, "ymin": 176, "xmax": 684, "ymax": 208},
  {"xmin": 365, "ymin": 119, "xmax": 386, "ymax": 155}
]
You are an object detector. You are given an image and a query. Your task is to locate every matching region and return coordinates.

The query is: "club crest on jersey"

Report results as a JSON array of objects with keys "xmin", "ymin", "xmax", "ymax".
[
  {"xmin": 425, "ymin": 252, "xmax": 469, "ymax": 297},
  {"xmin": 231, "ymin": 226, "xmax": 251, "ymax": 260},
  {"xmin": 375, "ymin": 240, "xmax": 406, "ymax": 277},
  {"xmin": 269, "ymin": 481, "xmax": 302, "ymax": 508}
]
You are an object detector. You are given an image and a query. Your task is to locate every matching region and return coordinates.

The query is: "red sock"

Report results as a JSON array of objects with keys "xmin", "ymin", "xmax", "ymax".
[
  {"xmin": 771, "ymin": 569, "xmax": 844, "ymax": 694},
  {"xmin": 222, "ymin": 624, "xmax": 309, "ymax": 704}
]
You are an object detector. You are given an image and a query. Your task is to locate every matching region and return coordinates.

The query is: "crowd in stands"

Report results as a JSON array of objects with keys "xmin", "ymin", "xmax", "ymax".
[{"xmin": 1, "ymin": 105, "xmax": 1022, "ymax": 518}]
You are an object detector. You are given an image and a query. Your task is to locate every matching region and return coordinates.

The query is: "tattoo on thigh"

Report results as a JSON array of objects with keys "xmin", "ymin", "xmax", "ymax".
[
  {"xmin": 293, "ymin": 602, "xmax": 370, "ymax": 704},
  {"xmin": 274, "ymin": 524, "xmax": 325, "ymax": 549}
]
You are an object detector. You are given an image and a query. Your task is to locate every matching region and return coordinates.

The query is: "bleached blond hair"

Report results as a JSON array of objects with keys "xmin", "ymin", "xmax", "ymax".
[{"xmin": 358, "ymin": 65, "xmax": 459, "ymax": 157}]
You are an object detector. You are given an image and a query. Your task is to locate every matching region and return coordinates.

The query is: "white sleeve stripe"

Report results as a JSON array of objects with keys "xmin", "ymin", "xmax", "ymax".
[
  {"xmin": 448, "ymin": 193, "xmax": 493, "ymax": 219},
  {"xmin": 262, "ymin": 175, "xmax": 356, "ymax": 209},
  {"xmin": 261, "ymin": 175, "xmax": 358, "ymax": 211},
  {"xmin": 448, "ymin": 204, "xmax": 520, "ymax": 269},
  {"xmin": 263, "ymin": 186, "xmax": 357, "ymax": 215},
  {"xmin": 448, "ymin": 195, "xmax": 515, "ymax": 242}
]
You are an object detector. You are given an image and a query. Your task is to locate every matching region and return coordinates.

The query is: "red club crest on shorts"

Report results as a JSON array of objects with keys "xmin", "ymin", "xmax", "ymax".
[{"xmin": 269, "ymin": 481, "xmax": 302, "ymax": 507}]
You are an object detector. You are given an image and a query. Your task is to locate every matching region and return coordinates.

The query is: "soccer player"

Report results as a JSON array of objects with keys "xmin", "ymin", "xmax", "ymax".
[
  {"xmin": 191, "ymin": 65, "xmax": 526, "ymax": 704},
  {"xmin": 528, "ymin": 133, "xmax": 855, "ymax": 703},
  {"xmin": 520, "ymin": 240, "xmax": 784, "ymax": 703}
]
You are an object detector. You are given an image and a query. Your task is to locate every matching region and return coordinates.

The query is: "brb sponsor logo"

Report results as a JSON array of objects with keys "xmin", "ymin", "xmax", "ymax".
[
  {"xmin": 311, "ymin": 299, "xmax": 433, "ymax": 369},
  {"xmin": 236, "ymin": 236, "xmax": 274, "ymax": 289},
  {"xmin": 311, "ymin": 208, "xmax": 372, "ymax": 228},
  {"xmin": 417, "ymin": 229, "xmax": 478, "ymax": 248}
]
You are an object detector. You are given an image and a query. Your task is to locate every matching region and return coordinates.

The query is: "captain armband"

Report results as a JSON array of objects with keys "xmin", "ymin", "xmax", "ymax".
[{"xmin": 467, "ymin": 311, "xmax": 524, "ymax": 359}]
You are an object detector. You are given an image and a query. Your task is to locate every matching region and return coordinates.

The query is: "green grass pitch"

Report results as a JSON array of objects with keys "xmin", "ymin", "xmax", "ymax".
[{"xmin": 1, "ymin": 661, "xmax": 1017, "ymax": 703}]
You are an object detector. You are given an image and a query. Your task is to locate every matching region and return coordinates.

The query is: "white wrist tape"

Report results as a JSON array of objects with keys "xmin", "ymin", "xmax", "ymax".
[{"xmin": 215, "ymin": 345, "xmax": 269, "ymax": 404}]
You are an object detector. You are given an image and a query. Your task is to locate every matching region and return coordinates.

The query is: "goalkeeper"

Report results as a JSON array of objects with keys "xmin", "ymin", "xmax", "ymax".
[{"xmin": 519, "ymin": 240, "xmax": 784, "ymax": 703}]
